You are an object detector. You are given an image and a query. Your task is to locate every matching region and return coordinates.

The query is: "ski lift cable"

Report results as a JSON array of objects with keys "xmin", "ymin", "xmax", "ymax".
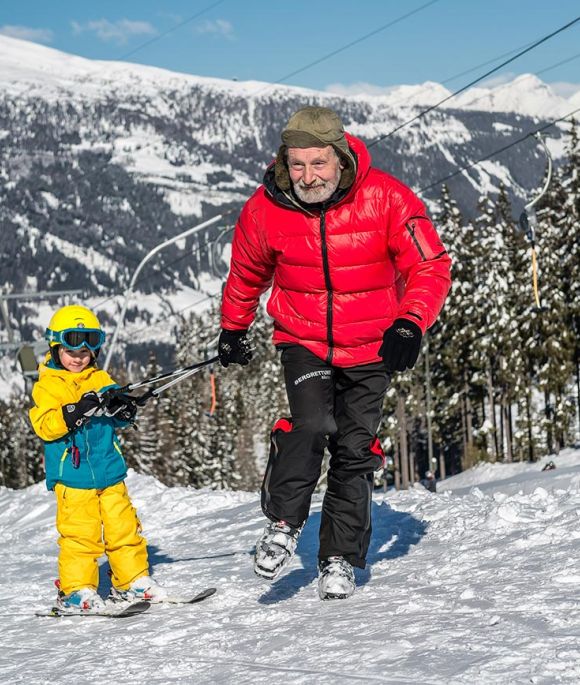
[
  {"xmin": 116, "ymin": 105, "xmax": 573, "ymax": 348},
  {"xmin": 417, "ymin": 105, "xmax": 580, "ymax": 193},
  {"xmin": 379, "ymin": 44, "xmax": 580, "ymax": 114},
  {"xmin": 96, "ymin": 99, "xmax": 578, "ymax": 348},
  {"xmin": 439, "ymin": 41, "xmax": 536, "ymax": 86},
  {"xmin": 445, "ymin": 50, "xmax": 580, "ymax": 113},
  {"xmin": 116, "ymin": 0, "xmax": 229, "ymax": 61},
  {"xmin": 535, "ymin": 50, "xmax": 580, "ymax": 77},
  {"xmin": 251, "ymin": 0, "xmax": 441, "ymax": 96},
  {"xmin": 4, "ymin": 25, "xmax": 570, "ymax": 162},
  {"xmin": 6, "ymin": 14, "xmax": 579, "ymax": 162},
  {"xmin": 367, "ymin": 15, "xmax": 580, "ymax": 149},
  {"xmin": 374, "ymin": 38, "xmax": 538, "ymax": 113}
]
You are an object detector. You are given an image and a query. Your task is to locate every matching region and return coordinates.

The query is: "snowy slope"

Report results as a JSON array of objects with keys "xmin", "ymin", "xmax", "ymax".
[
  {"xmin": 450, "ymin": 74, "xmax": 574, "ymax": 118},
  {"xmin": 0, "ymin": 33, "xmax": 323, "ymax": 102},
  {"xmin": 0, "ymin": 35, "xmax": 577, "ymax": 118},
  {"xmin": 339, "ymin": 75, "xmax": 578, "ymax": 119},
  {"xmin": 1, "ymin": 449, "xmax": 579, "ymax": 684}
]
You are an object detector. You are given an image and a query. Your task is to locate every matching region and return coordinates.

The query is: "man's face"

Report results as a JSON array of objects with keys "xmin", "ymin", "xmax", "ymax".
[{"xmin": 287, "ymin": 145, "xmax": 343, "ymax": 203}]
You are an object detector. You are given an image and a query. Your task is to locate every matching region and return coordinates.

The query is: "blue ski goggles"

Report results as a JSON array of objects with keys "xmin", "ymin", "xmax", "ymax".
[{"xmin": 45, "ymin": 327, "xmax": 106, "ymax": 351}]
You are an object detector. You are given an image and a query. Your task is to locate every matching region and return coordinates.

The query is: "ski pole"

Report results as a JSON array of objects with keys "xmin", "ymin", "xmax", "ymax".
[
  {"xmin": 133, "ymin": 361, "xmax": 215, "ymax": 406},
  {"xmin": 113, "ymin": 355, "xmax": 219, "ymax": 395},
  {"xmin": 98, "ymin": 355, "xmax": 219, "ymax": 410}
]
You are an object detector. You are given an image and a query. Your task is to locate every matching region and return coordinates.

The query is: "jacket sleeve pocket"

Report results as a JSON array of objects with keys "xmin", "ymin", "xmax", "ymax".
[{"xmin": 404, "ymin": 216, "xmax": 447, "ymax": 262}]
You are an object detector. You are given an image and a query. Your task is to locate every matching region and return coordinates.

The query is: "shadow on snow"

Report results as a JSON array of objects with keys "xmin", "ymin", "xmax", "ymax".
[
  {"xmin": 258, "ymin": 501, "xmax": 427, "ymax": 604},
  {"xmin": 97, "ymin": 546, "xmax": 251, "ymax": 596},
  {"xmin": 94, "ymin": 501, "xmax": 427, "ymax": 602}
]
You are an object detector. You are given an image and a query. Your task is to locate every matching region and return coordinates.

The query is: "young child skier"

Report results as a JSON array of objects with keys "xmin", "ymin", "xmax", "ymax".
[{"xmin": 29, "ymin": 304, "xmax": 167, "ymax": 613}]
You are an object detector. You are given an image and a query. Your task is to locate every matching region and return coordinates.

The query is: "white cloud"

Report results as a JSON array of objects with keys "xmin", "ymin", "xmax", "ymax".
[
  {"xmin": 477, "ymin": 72, "xmax": 518, "ymax": 89},
  {"xmin": 71, "ymin": 19, "xmax": 156, "ymax": 45},
  {"xmin": 193, "ymin": 19, "xmax": 234, "ymax": 39},
  {"xmin": 0, "ymin": 25, "xmax": 53, "ymax": 44},
  {"xmin": 325, "ymin": 82, "xmax": 397, "ymax": 97},
  {"xmin": 157, "ymin": 12, "xmax": 183, "ymax": 23},
  {"xmin": 548, "ymin": 81, "xmax": 580, "ymax": 99}
]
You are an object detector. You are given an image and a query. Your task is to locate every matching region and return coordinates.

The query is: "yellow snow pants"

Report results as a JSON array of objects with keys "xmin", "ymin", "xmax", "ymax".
[{"xmin": 54, "ymin": 481, "xmax": 149, "ymax": 595}]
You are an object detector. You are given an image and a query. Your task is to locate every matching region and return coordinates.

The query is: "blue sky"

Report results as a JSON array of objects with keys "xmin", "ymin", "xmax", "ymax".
[{"xmin": 1, "ymin": 1, "xmax": 579, "ymax": 96}]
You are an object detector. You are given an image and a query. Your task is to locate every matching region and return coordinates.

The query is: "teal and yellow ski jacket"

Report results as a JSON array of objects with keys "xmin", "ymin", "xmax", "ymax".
[{"xmin": 29, "ymin": 357, "xmax": 129, "ymax": 491}]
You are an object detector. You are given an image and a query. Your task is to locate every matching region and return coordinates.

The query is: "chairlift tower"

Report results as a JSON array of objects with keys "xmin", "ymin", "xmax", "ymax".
[
  {"xmin": 103, "ymin": 214, "xmax": 227, "ymax": 370},
  {"xmin": 0, "ymin": 288, "xmax": 83, "ymax": 391}
]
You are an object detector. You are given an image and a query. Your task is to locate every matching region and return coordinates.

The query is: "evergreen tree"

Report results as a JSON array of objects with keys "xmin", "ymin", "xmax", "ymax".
[
  {"xmin": 505, "ymin": 204, "xmax": 543, "ymax": 461},
  {"xmin": 0, "ymin": 397, "xmax": 43, "ymax": 488},
  {"xmin": 558, "ymin": 119, "xmax": 580, "ymax": 440},
  {"xmin": 172, "ymin": 308, "xmax": 225, "ymax": 488},
  {"xmin": 430, "ymin": 185, "xmax": 484, "ymax": 471},
  {"xmin": 119, "ymin": 353, "xmax": 167, "ymax": 477},
  {"xmin": 532, "ymin": 152, "xmax": 575, "ymax": 452}
]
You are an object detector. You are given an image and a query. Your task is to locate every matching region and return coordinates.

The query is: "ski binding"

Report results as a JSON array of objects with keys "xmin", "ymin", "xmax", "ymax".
[{"xmin": 36, "ymin": 600, "xmax": 151, "ymax": 619}]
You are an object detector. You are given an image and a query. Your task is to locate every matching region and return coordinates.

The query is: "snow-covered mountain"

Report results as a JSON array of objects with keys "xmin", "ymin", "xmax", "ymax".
[
  {"xmin": 358, "ymin": 73, "xmax": 577, "ymax": 119},
  {"xmin": 452, "ymin": 74, "xmax": 575, "ymax": 118},
  {"xmin": 1, "ymin": 448, "xmax": 579, "ymax": 683},
  {"xmin": 0, "ymin": 35, "xmax": 575, "ymax": 360}
]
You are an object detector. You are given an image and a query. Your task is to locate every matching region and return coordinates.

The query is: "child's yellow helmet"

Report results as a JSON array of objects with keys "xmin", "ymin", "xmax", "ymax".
[{"xmin": 45, "ymin": 305, "xmax": 105, "ymax": 351}]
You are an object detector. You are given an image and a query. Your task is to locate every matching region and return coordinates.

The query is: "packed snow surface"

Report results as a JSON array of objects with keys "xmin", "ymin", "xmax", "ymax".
[{"xmin": 1, "ymin": 450, "xmax": 579, "ymax": 684}]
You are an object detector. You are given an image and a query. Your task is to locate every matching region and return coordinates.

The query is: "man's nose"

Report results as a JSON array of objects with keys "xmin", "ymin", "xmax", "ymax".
[{"xmin": 302, "ymin": 166, "xmax": 315, "ymax": 185}]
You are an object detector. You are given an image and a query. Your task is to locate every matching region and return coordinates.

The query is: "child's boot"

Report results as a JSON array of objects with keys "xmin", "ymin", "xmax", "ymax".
[
  {"xmin": 56, "ymin": 586, "xmax": 106, "ymax": 613},
  {"xmin": 109, "ymin": 575, "xmax": 168, "ymax": 602}
]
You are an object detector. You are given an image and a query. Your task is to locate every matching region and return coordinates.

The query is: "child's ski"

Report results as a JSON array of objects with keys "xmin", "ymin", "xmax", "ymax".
[
  {"xmin": 159, "ymin": 587, "xmax": 217, "ymax": 604},
  {"xmin": 35, "ymin": 600, "xmax": 151, "ymax": 619},
  {"xmin": 36, "ymin": 588, "xmax": 217, "ymax": 617}
]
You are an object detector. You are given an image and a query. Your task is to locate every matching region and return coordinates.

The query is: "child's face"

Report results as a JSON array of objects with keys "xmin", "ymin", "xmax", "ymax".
[{"xmin": 58, "ymin": 346, "xmax": 92, "ymax": 373}]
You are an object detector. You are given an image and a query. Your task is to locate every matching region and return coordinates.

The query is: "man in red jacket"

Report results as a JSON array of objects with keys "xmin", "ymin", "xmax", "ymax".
[{"xmin": 219, "ymin": 106, "xmax": 451, "ymax": 599}]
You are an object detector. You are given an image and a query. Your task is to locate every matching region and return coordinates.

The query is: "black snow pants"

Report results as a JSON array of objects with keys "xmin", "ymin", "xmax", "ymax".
[{"xmin": 261, "ymin": 345, "xmax": 389, "ymax": 569}]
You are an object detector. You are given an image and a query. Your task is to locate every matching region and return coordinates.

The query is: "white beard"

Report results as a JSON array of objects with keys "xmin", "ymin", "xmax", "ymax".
[{"xmin": 293, "ymin": 165, "xmax": 342, "ymax": 204}]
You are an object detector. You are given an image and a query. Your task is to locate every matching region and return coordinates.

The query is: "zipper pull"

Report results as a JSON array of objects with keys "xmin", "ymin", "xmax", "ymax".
[{"xmin": 71, "ymin": 445, "xmax": 80, "ymax": 469}]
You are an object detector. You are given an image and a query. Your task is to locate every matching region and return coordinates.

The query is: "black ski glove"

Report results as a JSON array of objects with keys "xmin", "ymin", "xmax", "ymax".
[
  {"xmin": 62, "ymin": 391, "xmax": 102, "ymax": 431},
  {"xmin": 105, "ymin": 393, "xmax": 138, "ymax": 423},
  {"xmin": 218, "ymin": 329, "xmax": 253, "ymax": 368},
  {"xmin": 379, "ymin": 318, "xmax": 423, "ymax": 372}
]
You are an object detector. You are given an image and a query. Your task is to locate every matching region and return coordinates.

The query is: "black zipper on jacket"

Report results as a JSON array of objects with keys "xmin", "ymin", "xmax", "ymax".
[
  {"xmin": 320, "ymin": 209, "xmax": 334, "ymax": 364},
  {"xmin": 405, "ymin": 218, "xmax": 427, "ymax": 261}
]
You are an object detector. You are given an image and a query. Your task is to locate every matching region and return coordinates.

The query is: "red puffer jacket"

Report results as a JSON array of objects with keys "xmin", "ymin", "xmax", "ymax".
[{"xmin": 221, "ymin": 133, "xmax": 451, "ymax": 367}]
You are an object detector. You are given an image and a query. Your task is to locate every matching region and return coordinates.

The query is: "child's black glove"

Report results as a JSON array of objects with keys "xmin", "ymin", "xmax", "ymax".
[
  {"xmin": 218, "ymin": 329, "xmax": 253, "ymax": 368},
  {"xmin": 105, "ymin": 394, "xmax": 138, "ymax": 423},
  {"xmin": 62, "ymin": 391, "xmax": 102, "ymax": 431}
]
